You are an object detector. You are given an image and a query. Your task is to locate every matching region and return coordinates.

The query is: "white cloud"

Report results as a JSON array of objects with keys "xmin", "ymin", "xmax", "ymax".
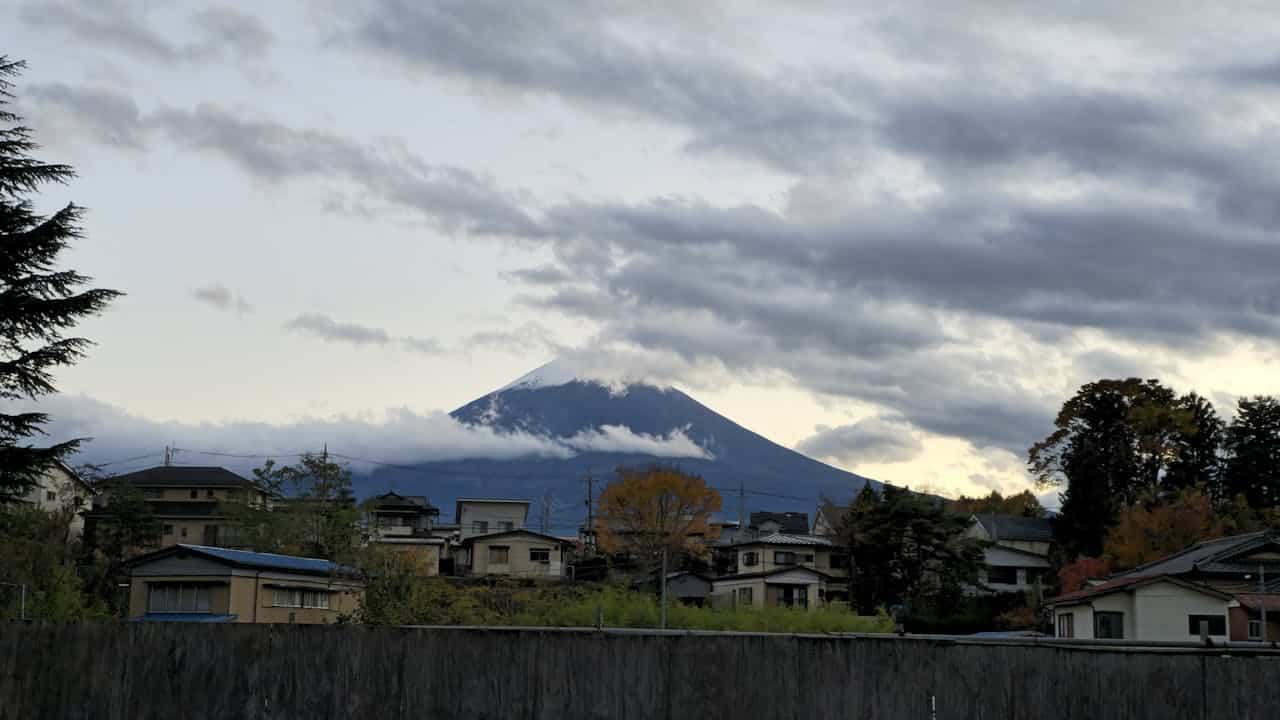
[{"xmin": 562, "ymin": 424, "xmax": 713, "ymax": 459}]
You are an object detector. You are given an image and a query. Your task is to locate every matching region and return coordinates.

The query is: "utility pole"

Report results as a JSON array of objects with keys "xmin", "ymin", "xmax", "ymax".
[
  {"xmin": 584, "ymin": 470, "xmax": 595, "ymax": 553},
  {"xmin": 322, "ymin": 443, "xmax": 328, "ymax": 463},
  {"xmin": 737, "ymin": 479, "xmax": 745, "ymax": 537},
  {"xmin": 163, "ymin": 445, "xmax": 171, "ymax": 466},
  {"xmin": 1261, "ymin": 564, "xmax": 1269, "ymax": 644},
  {"xmin": 660, "ymin": 545, "xmax": 668, "ymax": 630},
  {"xmin": 540, "ymin": 491, "xmax": 554, "ymax": 534}
]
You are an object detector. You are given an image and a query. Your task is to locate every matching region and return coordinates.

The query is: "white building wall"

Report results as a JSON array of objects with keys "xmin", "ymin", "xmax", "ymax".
[
  {"xmin": 457, "ymin": 501, "xmax": 529, "ymax": 539},
  {"xmin": 19, "ymin": 465, "xmax": 92, "ymax": 539},
  {"xmin": 1132, "ymin": 582, "xmax": 1231, "ymax": 642}
]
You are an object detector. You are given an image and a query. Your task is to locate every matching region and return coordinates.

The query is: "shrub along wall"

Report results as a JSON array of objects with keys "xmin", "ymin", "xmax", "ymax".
[{"xmin": 2, "ymin": 622, "xmax": 1280, "ymax": 720}]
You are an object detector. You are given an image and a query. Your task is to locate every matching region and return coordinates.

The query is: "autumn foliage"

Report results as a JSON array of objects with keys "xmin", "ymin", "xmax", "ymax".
[{"xmin": 595, "ymin": 466, "xmax": 721, "ymax": 563}]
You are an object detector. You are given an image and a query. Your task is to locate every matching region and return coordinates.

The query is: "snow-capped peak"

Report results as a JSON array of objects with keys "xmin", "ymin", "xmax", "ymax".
[{"xmin": 496, "ymin": 359, "xmax": 583, "ymax": 393}]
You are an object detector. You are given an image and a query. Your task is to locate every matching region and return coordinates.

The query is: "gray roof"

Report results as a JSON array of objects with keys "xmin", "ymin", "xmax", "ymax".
[
  {"xmin": 750, "ymin": 511, "xmax": 809, "ymax": 535},
  {"xmin": 731, "ymin": 532, "xmax": 836, "ymax": 548},
  {"xmin": 1117, "ymin": 531, "xmax": 1275, "ymax": 579},
  {"xmin": 108, "ymin": 466, "xmax": 257, "ymax": 488},
  {"xmin": 974, "ymin": 513, "xmax": 1053, "ymax": 543}
]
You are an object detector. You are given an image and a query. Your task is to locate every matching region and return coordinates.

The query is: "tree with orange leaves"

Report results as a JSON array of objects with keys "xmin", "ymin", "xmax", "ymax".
[{"xmin": 595, "ymin": 465, "xmax": 721, "ymax": 566}]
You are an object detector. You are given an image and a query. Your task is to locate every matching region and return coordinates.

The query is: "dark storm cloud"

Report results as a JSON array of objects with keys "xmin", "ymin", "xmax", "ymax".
[
  {"xmin": 343, "ymin": 0, "xmax": 869, "ymax": 173},
  {"xmin": 796, "ymin": 417, "xmax": 924, "ymax": 465}
]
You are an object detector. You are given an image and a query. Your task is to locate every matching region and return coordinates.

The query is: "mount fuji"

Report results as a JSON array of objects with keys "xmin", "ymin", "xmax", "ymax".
[{"xmin": 355, "ymin": 361, "xmax": 879, "ymax": 529}]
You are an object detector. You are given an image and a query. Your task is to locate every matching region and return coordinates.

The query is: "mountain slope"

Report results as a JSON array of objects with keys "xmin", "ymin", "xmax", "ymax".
[{"xmin": 355, "ymin": 366, "xmax": 878, "ymax": 526}]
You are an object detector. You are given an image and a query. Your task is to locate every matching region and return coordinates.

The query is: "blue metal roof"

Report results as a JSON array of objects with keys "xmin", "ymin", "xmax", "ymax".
[
  {"xmin": 134, "ymin": 613, "xmax": 238, "ymax": 623},
  {"xmin": 172, "ymin": 545, "xmax": 357, "ymax": 578}
]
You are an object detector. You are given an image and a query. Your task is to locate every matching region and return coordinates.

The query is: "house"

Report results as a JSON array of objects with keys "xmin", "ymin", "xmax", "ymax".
[
  {"xmin": 965, "ymin": 513, "xmax": 1053, "ymax": 594},
  {"xmin": 86, "ymin": 466, "xmax": 268, "ymax": 549},
  {"xmin": 710, "ymin": 567, "xmax": 836, "ymax": 610},
  {"xmin": 365, "ymin": 492, "xmax": 446, "ymax": 575},
  {"xmin": 456, "ymin": 529, "xmax": 569, "ymax": 578},
  {"xmin": 455, "ymin": 498, "xmax": 530, "ymax": 539},
  {"xmin": 749, "ymin": 511, "xmax": 809, "ymax": 536},
  {"xmin": 124, "ymin": 544, "xmax": 362, "ymax": 624},
  {"xmin": 15, "ymin": 461, "xmax": 94, "ymax": 540},
  {"xmin": 713, "ymin": 532, "xmax": 849, "ymax": 607},
  {"xmin": 636, "ymin": 571, "xmax": 713, "ymax": 606},
  {"xmin": 1046, "ymin": 531, "xmax": 1280, "ymax": 642}
]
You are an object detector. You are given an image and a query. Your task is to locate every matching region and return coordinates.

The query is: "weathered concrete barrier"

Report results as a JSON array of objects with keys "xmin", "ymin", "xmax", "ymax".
[{"xmin": 3, "ymin": 622, "xmax": 1280, "ymax": 719}]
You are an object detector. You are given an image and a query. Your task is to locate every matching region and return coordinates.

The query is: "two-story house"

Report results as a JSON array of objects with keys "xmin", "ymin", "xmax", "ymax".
[
  {"xmin": 87, "ymin": 466, "xmax": 268, "ymax": 550},
  {"xmin": 16, "ymin": 461, "xmax": 95, "ymax": 540},
  {"xmin": 710, "ymin": 533, "xmax": 849, "ymax": 609},
  {"xmin": 455, "ymin": 498, "xmax": 530, "ymax": 539},
  {"xmin": 365, "ymin": 491, "xmax": 446, "ymax": 575},
  {"xmin": 965, "ymin": 513, "xmax": 1053, "ymax": 594}
]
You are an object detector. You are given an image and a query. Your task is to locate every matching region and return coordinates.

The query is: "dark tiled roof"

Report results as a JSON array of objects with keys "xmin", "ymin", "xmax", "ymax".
[
  {"xmin": 974, "ymin": 514, "xmax": 1053, "ymax": 543},
  {"xmin": 372, "ymin": 491, "xmax": 439, "ymax": 513},
  {"xmin": 1047, "ymin": 575, "xmax": 1231, "ymax": 605},
  {"xmin": 750, "ymin": 511, "xmax": 810, "ymax": 535},
  {"xmin": 108, "ymin": 466, "xmax": 256, "ymax": 488},
  {"xmin": 1116, "ymin": 531, "xmax": 1273, "ymax": 579}
]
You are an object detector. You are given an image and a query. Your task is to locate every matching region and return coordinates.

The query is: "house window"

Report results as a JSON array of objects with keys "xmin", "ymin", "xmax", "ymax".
[
  {"xmin": 180, "ymin": 527, "xmax": 188, "ymax": 538},
  {"xmin": 142, "ymin": 488, "xmax": 163, "ymax": 499},
  {"xmin": 742, "ymin": 551, "xmax": 758, "ymax": 567},
  {"xmin": 1094, "ymin": 611, "xmax": 1124, "ymax": 639},
  {"xmin": 987, "ymin": 566, "xmax": 1018, "ymax": 585},
  {"xmin": 206, "ymin": 489, "xmax": 215, "ymax": 499},
  {"xmin": 1187, "ymin": 615, "xmax": 1226, "ymax": 636},
  {"xmin": 802, "ymin": 553, "xmax": 815, "ymax": 563},
  {"xmin": 272, "ymin": 589, "xmax": 333, "ymax": 609},
  {"xmin": 737, "ymin": 587, "xmax": 753, "ymax": 606},
  {"xmin": 829, "ymin": 552, "xmax": 849, "ymax": 570},
  {"xmin": 499, "ymin": 521, "xmax": 514, "ymax": 532},
  {"xmin": 472, "ymin": 521, "xmax": 489, "ymax": 534},
  {"xmin": 148, "ymin": 584, "xmax": 212, "ymax": 613},
  {"xmin": 774, "ymin": 551, "xmax": 797, "ymax": 565},
  {"xmin": 190, "ymin": 489, "xmax": 198, "ymax": 499},
  {"xmin": 1249, "ymin": 619, "xmax": 1263, "ymax": 640},
  {"xmin": 530, "ymin": 548, "xmax": 551, "ymax": 564},
  {"xmin": 488, "ymin": 546, "xmax": 510, "ymax": 564},
  {"xmin": 162, "ymin": 524, "xmax": 174, "ymax": 535},
  {"xmin": 45, "ymin": 490, "xmax": 56, "ymax": 501},
  {"xmin": 1057, "ymin": 613, "xmax": 1074, "ymax": 638}
]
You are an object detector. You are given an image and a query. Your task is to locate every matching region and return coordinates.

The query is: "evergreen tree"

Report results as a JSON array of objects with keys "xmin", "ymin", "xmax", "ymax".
[
  {"xmin": 0, "ymin": 57, "xmax": 120, "ymax": 500},
  {"xmin": 1164, "ymin": 392, "xmax": 1224, "ymax": 493},
  {"xmin": 836, "ymin": 485, "xmax": 983, "ymax": 614},
  {"xmin": 1029, "ymin": 378, "xmax": 1191, "ymax": 558},
  {"xmin": 1222, "ymin": 396, "xmax": 1280, "ymax": 509}
]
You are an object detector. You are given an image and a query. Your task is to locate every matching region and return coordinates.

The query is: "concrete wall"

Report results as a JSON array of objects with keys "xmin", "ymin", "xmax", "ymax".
[{"xmin": 3, "ymin": 623, "xmax": 1280, "ymax": 720}]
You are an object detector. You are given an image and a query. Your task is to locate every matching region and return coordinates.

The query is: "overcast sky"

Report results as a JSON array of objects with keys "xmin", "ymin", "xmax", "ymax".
[{"xmin": 6, "ymin": 1, "xmax": 1280, "ymax": 501}]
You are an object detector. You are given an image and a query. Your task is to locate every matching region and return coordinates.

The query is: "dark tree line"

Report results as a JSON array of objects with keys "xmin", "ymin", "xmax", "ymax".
[{"xmin": 1030, "ymin": 378, "xmax": 1280, "ymax": 559}]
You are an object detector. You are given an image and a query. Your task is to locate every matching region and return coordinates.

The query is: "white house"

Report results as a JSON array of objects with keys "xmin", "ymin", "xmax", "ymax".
[
  {"xmin": 1047, "ymin": 531, "xmax": 1280, "ymax": 643},
  {"xmin": 1047, "ymin": 575, "xmax": 1235, "ymax": 641}
]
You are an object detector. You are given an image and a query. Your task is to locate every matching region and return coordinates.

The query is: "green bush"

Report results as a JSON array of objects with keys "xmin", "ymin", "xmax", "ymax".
[{"xmin": 360, "ymin": 576, "xmax": 892, "ymax": 634}]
